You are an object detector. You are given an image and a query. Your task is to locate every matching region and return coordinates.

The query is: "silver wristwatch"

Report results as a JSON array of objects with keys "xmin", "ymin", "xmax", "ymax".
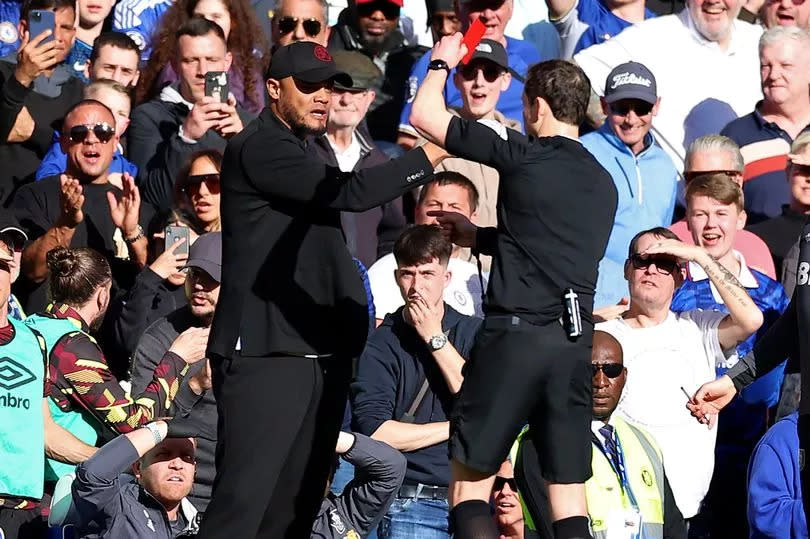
[{"xmin": 427, "ymin": 333, "xmax": 448, "ymax": 351}]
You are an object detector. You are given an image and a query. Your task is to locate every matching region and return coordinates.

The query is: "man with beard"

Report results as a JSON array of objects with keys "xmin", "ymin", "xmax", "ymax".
[
  {"xmin": 328, "ymin": 0, "xmax": 427, "ymax": 142},
  {"xmin": 25, "ymin": 246, "xmax": 210, "ymax": 483},
  {"xmin": 201, "ymin": 41, "xmax": 448, "ymax": 538}
]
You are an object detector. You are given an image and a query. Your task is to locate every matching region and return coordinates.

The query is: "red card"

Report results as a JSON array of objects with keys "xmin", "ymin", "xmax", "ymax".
[{"xmin": 460, "ymin": 19, "xmax": 486, "ymax": 65}]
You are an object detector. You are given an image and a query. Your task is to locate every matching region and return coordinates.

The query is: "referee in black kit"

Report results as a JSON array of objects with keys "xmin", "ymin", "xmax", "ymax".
[
  {"xmin": 200, "ymin": 42, "xmax": 449, "ymax": 538},
  {"xmin": 411, "ymin": 35, "xmax": 618, "ymax": 539}
]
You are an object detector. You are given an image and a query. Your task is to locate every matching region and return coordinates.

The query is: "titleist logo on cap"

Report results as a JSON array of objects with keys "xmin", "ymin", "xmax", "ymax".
[{"xmin": 610, "ymin": 72, "xmax": 651, "ymax": 89}]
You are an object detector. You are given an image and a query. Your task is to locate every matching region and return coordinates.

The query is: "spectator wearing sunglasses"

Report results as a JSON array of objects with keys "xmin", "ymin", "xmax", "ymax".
[
  {"xmin": 720, "ymin": 26, "xmax": 810, "ymax": 225},
  {"xmin": 594, "ymin": 226, "xmax": 764, "ymax": 519},
  {"xmin": 11, "ymin": 99, "xmax": 155, "ymax": 317},
  {"xmin": 328, "ymin": 0, "xmax": 429, "ymax": 142},
  {"xmin": 272, "ymin": 0, "xmax": 330, "ymax": 47},
  {"xmin": 412, "ymin": 39, "xmax": 517, "ymax": 273},
  {"xmin": 0, "ymin": 210, "xmax": 29, "ymax": 321},
  {"xmin": 584, "ymin": 62, "xmax": 678, "ymax": 308},
  {"xmin": 489, "ymin": 459, "xmax": 532, "ymax": 539},
  {"xmin": 515, "ymin": 330, "xmax": 687, "ymax": 539},
  {"xmin": 668, "ymin": 173, "xmax": 788, "ymax": 537},
  {"xmin": 760, "ymin": 0, "xmax": 810, "ymax": 29},
  {"xmin": 35, "ymin": 79, "xmax": 137, "ymax": 187},
  {"xmin": 753, "ymin": 133, "xmax": 810, "ymax": 293},
  {"xmin": 129, "ymin": 17, "xmax": 253, "ymax": 211}
]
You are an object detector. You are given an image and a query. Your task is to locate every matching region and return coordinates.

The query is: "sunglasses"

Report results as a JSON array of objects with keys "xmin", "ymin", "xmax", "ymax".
[
  {"xmin": 609, "ymin": 101, "xmax": 654, "ymax": 117},
  {"xmin": 492, "ymin": 476, "xmax": 517, "ymax": 491},
  {"xmin": 184, "ymin": 173, "xmax": 221, "ymax": 194},
  {"xmin": 277, "ymin": 16, "xmax": 322, "ymax": 37},
  {"xmin": 592, "ymin": 363, "xmax": 624, "ymax": 379},
  {"xmin": 68, "ymin": 122, "xmax": 115, "ymax": 144},
  {"xmin": 357, "ymin": 1, "xmax": 400, "ymax": 19},
  {"xmin": 790, "ymin": 163, "xmax": 810, "ymax": 175},
  {"xmin": 768, "ymin": 0, "xmax": 806, "ymax": 5},
  {"xmin": 459, "ymin": 63, "xmax": 505, "ymax": 83},
  {"xmin": 629, "ymin": 253, "xmax": 680, "ymax": 276},
  {"xmin": 683, "ymin": 169, "xmax": 741, "ymax": 183}
]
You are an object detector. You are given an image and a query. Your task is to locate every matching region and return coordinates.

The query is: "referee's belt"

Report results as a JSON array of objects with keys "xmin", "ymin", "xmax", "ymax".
[{"xmin": 398, "ymin": 483, "xmax": 449, "ymax": 500}]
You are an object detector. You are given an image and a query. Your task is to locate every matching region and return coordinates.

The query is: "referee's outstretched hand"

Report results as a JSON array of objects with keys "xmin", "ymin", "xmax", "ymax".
[{"xmin": 427, "ymin": 210, "xmax": 477, "ymax": 248}]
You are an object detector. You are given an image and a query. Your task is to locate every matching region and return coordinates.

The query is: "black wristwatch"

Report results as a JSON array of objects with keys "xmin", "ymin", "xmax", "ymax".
[{"xmin": 428, "ymin": 59, "xmax": 451, "ymax": 74}]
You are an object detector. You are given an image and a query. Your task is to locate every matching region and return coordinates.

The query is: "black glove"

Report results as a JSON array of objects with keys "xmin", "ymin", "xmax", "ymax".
[{"xmin": 166, "ymin": 412, "xmax": 216, "ymax": 441}]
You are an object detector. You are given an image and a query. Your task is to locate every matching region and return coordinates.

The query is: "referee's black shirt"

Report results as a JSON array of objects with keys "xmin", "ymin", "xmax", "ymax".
[{"xmin": 444, "ymin": 116, "xmax": 618, "ymax": 325}]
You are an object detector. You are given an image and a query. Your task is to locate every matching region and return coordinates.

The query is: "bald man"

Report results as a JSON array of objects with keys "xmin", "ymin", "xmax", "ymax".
[
  {"xmin": 13, "ymin": 98, "xmax": 152, "ymax": 316},
  {"xmin": 515, "ymin": 331, "xmax": 687, "ymax": 538}
]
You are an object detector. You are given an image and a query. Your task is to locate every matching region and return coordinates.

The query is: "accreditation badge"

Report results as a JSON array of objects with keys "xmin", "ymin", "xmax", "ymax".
[{"xmin": 605, "ymin": 508, "xmax": 642, "ymax": 539}]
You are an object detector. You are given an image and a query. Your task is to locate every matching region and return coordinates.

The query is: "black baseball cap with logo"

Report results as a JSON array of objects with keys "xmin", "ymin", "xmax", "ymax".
[
  {"xmin": 467, "ymin": 39, "xmax": 509, "ymax": 71},
  {"xmin": 267, "ymin": 42, "xmax": 353, "ymax": 88},
  {"xmin": 604, "ymin": 61, "xmax": 657, "ymax": 105}
]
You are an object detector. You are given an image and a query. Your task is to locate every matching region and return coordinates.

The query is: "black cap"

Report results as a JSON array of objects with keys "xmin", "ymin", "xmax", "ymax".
[
  {"xmin": 604, "ymin": 61, "xmax": 657, "ymax": 105},
  {"xmin": 184, "ymin": 231, "xmax": 222, "ymax": 283},
  {"xmin": 466, "ymin": 39, "xmax": 508, "ymax": 71},
  {"xmin": 0, "ymin": 209, "xmax": 27, "ymax": 242},
  {"xmin": 267, "ymin": 42, "xmax": 353, "ymax": 88},
  {"xmin": 331, "ymin": 50, "xmax": 382, "ymax": 90}
]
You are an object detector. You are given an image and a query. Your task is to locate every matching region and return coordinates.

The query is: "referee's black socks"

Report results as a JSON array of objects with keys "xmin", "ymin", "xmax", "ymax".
[
  {"xmin": 449, "ymin": 500, "xmax": 498, "ymax": 539},
  {"xmin": 552, "ymin": 516, "xmax": 593, "ymax": 539}
]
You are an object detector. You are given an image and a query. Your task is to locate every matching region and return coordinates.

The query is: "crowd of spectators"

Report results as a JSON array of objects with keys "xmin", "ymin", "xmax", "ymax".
[{"xmin": 0, "ymin": 0, "xmax": 809, "ymax": 536}]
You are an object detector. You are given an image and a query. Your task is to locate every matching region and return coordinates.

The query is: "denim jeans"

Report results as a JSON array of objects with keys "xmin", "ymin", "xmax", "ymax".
[{"xmin": 377, "ymin": 497, "xmax": 450, "ymax": 539}]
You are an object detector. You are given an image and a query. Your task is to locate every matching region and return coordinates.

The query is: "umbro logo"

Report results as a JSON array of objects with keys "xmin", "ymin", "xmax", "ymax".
[{"xmin": 0, "ymin": 357, "xmax": 36, "ymax": 390}]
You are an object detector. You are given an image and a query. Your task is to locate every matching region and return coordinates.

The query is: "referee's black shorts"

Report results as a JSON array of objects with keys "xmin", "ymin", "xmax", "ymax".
[{"xmin": 449, "ymin": 314, "xmax": 593, "ymax": 484}]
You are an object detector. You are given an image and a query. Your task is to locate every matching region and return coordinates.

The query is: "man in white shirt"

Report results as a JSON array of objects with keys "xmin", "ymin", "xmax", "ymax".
[
  {"xmin": 596, "ymin": 226, "xmax": 764, "ymax": 518},
  {"xmin": 367, "ymin": 172, "xmax": 486, "ymax": 325},
  {"xmin": 573, "ymin": 0, "xmax": 763, "ymax": 171}
]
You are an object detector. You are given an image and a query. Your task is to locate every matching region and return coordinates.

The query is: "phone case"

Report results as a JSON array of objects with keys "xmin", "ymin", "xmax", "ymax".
[
  {"xmin": 165, "ymin": 226, "xmax": 190, "ymax": 256},
  {"xmin": 205, "ymin": 71, "xmax": 229, "ymax": 103},
  {"xmin": 28, "ymin": 10, "xmax": 55, "ymax": 44}
]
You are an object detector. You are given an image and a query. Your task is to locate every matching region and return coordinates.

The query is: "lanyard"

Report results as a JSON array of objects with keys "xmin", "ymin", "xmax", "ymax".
[{"xmin": 594, "ymin": 430, "xmax": 640, "ymax": 511}]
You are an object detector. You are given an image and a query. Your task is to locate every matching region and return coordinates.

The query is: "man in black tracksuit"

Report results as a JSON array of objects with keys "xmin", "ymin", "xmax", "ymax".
[
  {"xmin": 410, "ymin": 35, "xmax": 618, "ymax": 539},
  {"xmin": 201, "ymin": 41, "xmax": 448, "ymax": 538}
]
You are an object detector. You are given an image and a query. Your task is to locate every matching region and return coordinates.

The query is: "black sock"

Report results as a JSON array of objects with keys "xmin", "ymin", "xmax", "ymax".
[
  {"xmin": 552, "ymin": 516, "xmax": 592, "ymax": 539},
  {"xmin": 449, "ymin": 500, "xmax": 499, "ymax": 539}
]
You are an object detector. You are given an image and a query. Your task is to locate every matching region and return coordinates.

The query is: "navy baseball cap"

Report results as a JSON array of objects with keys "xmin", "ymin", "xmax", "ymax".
[
  {"xmin": 604, "ymin": 62, "xmax": 657, "ymax": 105},
  {"xmin": 184, "ymin": 231, "xmax": 222, "ymax": 283},
  {"xmin": 267, "ymin": 42, "xmax": 353, "ymax": 88}
]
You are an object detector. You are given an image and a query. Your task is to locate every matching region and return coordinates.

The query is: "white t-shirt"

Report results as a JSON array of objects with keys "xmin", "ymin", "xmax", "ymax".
[
  {"xmin": 597, "ymin": 310, "xmax": 732, "ymax": 518},
  {"xmin": 367, "ymin": 253, "xmax": 486, "ymax": 319},
  {"xmin": 574, "ymin": 9, "xmax": 762, "ymax": 171}
]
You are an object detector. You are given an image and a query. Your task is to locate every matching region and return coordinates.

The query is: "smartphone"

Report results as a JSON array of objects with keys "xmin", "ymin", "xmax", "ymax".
[
  {"xmin": 460, "ymin": 18, "xmax": 486, "ymax": 65},
  {"xmin": 28, "ymin": 9, "xmax": 55, "ymax": 44},
  {"xmin": 204, "ymin": 71, "xmax": 229, "ymax": 103},
  {"xmin": 165, "ymin": 226, "xmax": 190, "ymax": 256}
]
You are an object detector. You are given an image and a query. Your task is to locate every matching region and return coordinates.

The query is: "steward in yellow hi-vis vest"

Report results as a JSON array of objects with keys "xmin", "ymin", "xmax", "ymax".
[{"xmin": 512, "ymin": 331, "xmax": 687, "ymax": 539}]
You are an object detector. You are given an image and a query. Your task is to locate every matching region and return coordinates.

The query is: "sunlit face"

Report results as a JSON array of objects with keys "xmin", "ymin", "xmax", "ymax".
[
  {"xmin": 61, "ymin": 104, "xmax": 116, "ymax": 181},
  {"xmin": 789, "ymin": 149, "xmax": 810, "ymax": 208},
  {"xmin": 687, "ymin": 0, "xmax": 742, "ymax": 44},
  {"xmin": 186, "ymin": 156, "xmax": 221, "ymax": 228},
  {"xmin": 0, "ymin": 234, "xmax": 23, "ymax": 284},
  {"xmin": 269, "ymin": 76, "xmax": 333, "ymax": 136},
  {"xmin": 624, "ymin": 233, "xmax": 683, "ymax": 310},
  {"xmin": 761, "ymin": 0, "xmax": 810, "ymax": 29},
  {"xmin": 457, "ymin": 0, "xmax": 513, "ymax": 42},
  {"xmin": 591, "ymin": 335, "xmax": 626, "ymax": 420},
  {"xmin": 394, "ymin": 257, "xmax": 450, "ymax": 309},
  {"xmin": 686, "ymin": 195, "xmax": 745, "ymax": 260},
  {"xmin": 491, "ymin": 460, "xmax": 523, "ymax": 531},
  {"xmin": 175, "ymin": 33, "xmax": 232, "ymax": 103},
  {"xmin": 602, "ymin": 98, "xmax": 659, "ymax": 151},
  {"xmin": 454, "ymin": 59, "xmax": 511, "ymax": 119},
  {"xmin": 184, "ymin": 267, "xmax": 220, "ymax": 323},
  {"xmin": 88, "ymin": 45, "xmax": 140, "ymax": 87},
  {"xmin": 193, "ymin": 0, "xmax": 232, "ymax": 40},
  {"xmin": 78, "ymin": 0, "xmax": 114, "ymax": 29},
  {"xmin": 328, "ymin": 88, "xmax": 375, "ymax": 130},
  {"xmin": 273, "ymin": 0, "xmax": 329, "ymax": 47},
  {"xmin": 134, "ymin": 438, "xmax": 196, "ymax": 507},
  {"xmin": 20, "ymin": 7, "xmax": 76, "ymax": 63},
  {"xmin": 760, "ymin": 39, "xmax": 810, "ymax": 107},
  {"xmin": 430, "ymin": 10, "xmax": 461, "ymax": 41},
  {"xmin": 415, "ymin": 183, "xmax": 476, "ymax": 224},
  {"xmin": 87, "ymin": 87, "xmax": 131, "ymax": 138}
]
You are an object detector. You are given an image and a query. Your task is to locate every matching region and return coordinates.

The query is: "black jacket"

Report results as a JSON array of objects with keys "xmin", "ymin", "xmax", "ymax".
[
  {"xmin": 208, "ymin": 108, "xmax": 434, "ymax": 359},
  {"xmin": 310, "ymin": 132, "xmax": 407, "ymax": 267},
  {"xmin": 0, "ymin": 61, "xmax": 84, "ymax": 205},
  {"xmin": 128, "ymin": 83, "xmax": 255, "ymax": 210},
  {"xmin": 327, "ymin": 13, "xmax": 426, "ymax": 143},
  {"xmin": 350, "ymin": 305, "xmax": 482, "ymax": 486}
]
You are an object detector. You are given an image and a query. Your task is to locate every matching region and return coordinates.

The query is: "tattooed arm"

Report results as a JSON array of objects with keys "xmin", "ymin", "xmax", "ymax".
[{"xmin": 642, "ymin": 239, "xmax": 764, "ymax": 349}]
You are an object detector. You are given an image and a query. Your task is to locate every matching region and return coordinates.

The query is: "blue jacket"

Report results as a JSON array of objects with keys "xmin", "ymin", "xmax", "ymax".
[
  {"xmin": 112, "ymin": 0, "xmax": 173, "ymax": 62},
  {"xmin": 35, "ymin": 133, "xmax": 138, "ymax": 181},
  {"xmin": 582, "ymin": 123, "xmax": 678, "ymax": 266},
  {"xmin": 748, "ymin": 412, "xmax": 808, "ymax": 539},
  {"xmin": 0, "ymin": 1, "xmax": 21, "ymax": 59}
]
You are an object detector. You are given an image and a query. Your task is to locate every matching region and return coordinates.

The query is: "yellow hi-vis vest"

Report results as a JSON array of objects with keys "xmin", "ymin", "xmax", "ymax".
[{"xmin": 587, "ymin": 417, "xmax": 665, "ymax": 539}]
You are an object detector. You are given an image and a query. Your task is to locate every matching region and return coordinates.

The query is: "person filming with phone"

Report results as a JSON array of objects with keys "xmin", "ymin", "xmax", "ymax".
[
  {"xmin": 0, "ymin": 0, "xmax": 84, "ymax": 206},
  {"xmin": 128, "ymin": 16, "xmax": 252, "ymax": 211}
]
